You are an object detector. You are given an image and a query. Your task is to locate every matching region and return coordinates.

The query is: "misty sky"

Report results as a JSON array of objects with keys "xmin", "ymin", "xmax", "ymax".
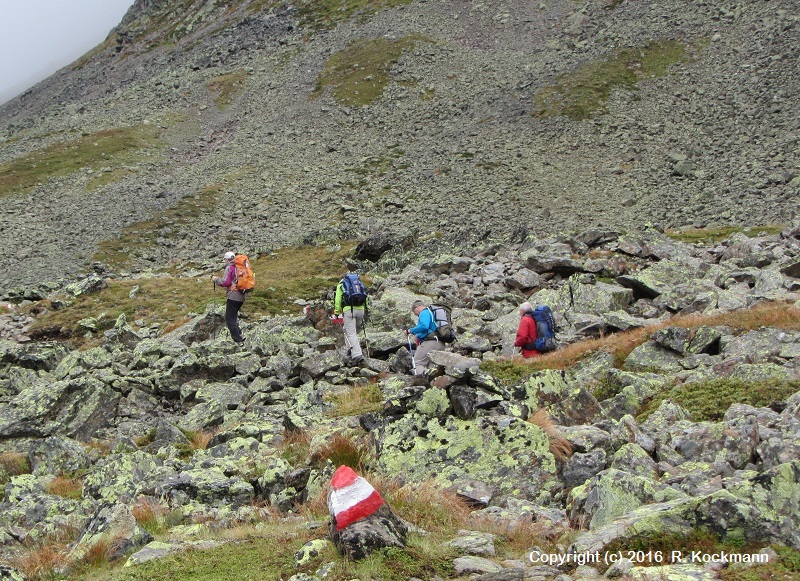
[{"xmin": 0, "ymin": 0, "xmax": 134, "ymax": 104}]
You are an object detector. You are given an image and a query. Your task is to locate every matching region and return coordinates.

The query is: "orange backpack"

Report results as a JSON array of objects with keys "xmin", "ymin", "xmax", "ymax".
[{"xmin": 233, "ymin": 254, "xmax": 255, "ymax": 292}]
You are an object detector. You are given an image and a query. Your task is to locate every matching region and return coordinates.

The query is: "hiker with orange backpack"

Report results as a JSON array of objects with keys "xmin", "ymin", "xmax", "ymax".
[{"xmin": 211, "ymin": 251, "xmax": 254, "ymax": 344}]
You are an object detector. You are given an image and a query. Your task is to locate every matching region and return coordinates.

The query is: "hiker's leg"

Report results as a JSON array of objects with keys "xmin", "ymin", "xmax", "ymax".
[
  {"xmin": 413, "ymin": 339, "xmax": 437, "ymax": 374},
  {"xmin": 343, "ymin": 310, "xmax": 362, "ymax": 359},
  {"xmin": 225, "ymin": 299, "xmax": 244, "ymax": 342}
]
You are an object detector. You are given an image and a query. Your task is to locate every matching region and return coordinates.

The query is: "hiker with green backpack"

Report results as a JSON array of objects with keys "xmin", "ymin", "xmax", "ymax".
[
  {"xmin": 406, "ymin": 300, "xmax": 452, "ymax": 375},
  {"xmin": 332, "ymin": 271, "xmax": 369, "ymax": 366}
]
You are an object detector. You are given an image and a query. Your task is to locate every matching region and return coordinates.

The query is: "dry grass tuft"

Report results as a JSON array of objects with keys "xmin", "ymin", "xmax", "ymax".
[
  {"xmin": 189, "ymin": 429, "xmax": 216, "ymax": 451},
  {"xmin": 386, "ymin": 479, "xmax": 473, "ymax": 533},
  {"xmin": 276, "ymin": 429, "xmax": 313, "ymax": 466},
  {"xmin": 44, "ymin": 476, "xmax": 84, "ymax": 500},
  {"xmin": 325, "ymin": 381, "xmax": 383, "ymax": 417},
  {"xmin": 81, "ymin": 538, "xmax": 111, "ymax": 567},
  {"xmin": 310, "ymin": 432, "xmax": 372, "ymax": 471},
  {"xmin": 12, "ymin": 543, "xmax": 70, "ymax": 579},
  {"xmin": 0, "ymin": 451, "xmax": 30, "ymax": 475},
  {"xmin": 527, "ymin": 408, "xmax": 574, "ymax": 461}
]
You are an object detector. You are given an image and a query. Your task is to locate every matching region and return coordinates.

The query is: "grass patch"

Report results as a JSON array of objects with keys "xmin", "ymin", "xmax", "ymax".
[
  {"xmin": 29, "ymin": 243, "xmax": 355, "ymax": 347},
  {"xmin": 82, "ymin": 529, "xmax": 315, "ymax": 581},
  {"xmin": 0, "ymin": 125, "xmax": 163, "ymax": 197},
  {"xmin": 666, "ymin": 224, "xmax": 786, "ymax": 244},
  {"xmin": 207, "ymin": 70, "xmax": 249, "ymax": 109},
  {"xmin": 343, "ymin": 543, "xmax": 455, "ymax": 580},
  {"xmin": 638, "ymin": 377, "xmax": 800, "ymax": 422},
  {"xmin": 312, "ymin": 35, "xmax": 432, "ymax": 106},
  {"xmin": 132, "ymin": 497, "xmax": 179, "ymax": 537},
  {"xmin": 533, "ymin": 39, "xmax": 689, "ymax": 120},
  {"xmin": 87, "ymin": 168, "xmax": 136, "ymax": 191},
  {"xmin": 324, "ymin": 381, "xmax": 383, "ymax": 417},
  {"xmin": 296, "ymin": 0, "xmax": 415, "ymax": 30},
  {"xmin": 721, "ymin": 545, "xmax": 800, "ymax": 580},
  {"xmin": 386, "ymin": 479, "xmax": 472, "ymax": 534},
  {"xmin": 480, "ymin": 358, "xmax": 540, "ymax": 386}
]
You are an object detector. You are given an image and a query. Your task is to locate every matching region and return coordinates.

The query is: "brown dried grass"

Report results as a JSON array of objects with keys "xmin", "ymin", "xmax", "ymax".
[{"xmin": 527, "ymin": 408, "xmax": 574, "ymax": 461}]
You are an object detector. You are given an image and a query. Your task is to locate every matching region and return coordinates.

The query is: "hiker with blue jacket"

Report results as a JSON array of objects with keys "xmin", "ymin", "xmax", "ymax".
[
  {"xmin": 333, "ymin": 272, "xmax": 368, "ymax": 366},
  {"xmin": 407, "ymin": 300, "xmax": 445, "ymax": 375}
]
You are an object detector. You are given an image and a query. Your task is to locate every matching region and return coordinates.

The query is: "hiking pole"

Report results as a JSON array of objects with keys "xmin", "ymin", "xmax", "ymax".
[
  {"xmin": 407, "ymin": 333, "xmax": 416, "ymax": 374},
  {"xmin": 212, "ymin": 279, "xmax": 219, "ymax": 341}
]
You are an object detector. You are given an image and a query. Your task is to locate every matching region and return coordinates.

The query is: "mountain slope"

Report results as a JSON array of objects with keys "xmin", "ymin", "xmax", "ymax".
[{"xmin": 0, "ymin": 0, "xmax": 798, "ymax": 293}]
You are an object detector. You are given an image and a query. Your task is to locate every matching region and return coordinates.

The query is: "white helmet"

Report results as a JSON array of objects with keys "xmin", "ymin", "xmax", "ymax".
[{"xmin": 224, "ymin": 251, "xmax": 235, "ymax": 261}]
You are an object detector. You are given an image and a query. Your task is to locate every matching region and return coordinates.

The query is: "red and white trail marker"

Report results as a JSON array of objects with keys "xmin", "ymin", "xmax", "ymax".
[{"xmin": 329, "ymin": 465, "xmax": 385, "ymax": 530}]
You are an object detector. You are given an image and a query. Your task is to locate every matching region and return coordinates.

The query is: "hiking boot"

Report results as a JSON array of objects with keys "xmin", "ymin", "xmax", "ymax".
[{"xmin": 351, "ymin": 356, "xmax": 365, "ymax": 367}]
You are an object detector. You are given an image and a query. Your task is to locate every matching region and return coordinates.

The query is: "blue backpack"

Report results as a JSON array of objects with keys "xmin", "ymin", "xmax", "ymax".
[
  {"xmin": 341, "ymin": 273, "xmax": 367, "ymax": 307},
  {"xmin": 525, "ymin": 305, "xmax": 558, "ymax": 352}
]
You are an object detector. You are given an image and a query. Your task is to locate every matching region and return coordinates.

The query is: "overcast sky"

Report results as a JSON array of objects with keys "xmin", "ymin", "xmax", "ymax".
[{"xmin": 0, "ymin": 0, "xmax": 134, "ymax": 104}]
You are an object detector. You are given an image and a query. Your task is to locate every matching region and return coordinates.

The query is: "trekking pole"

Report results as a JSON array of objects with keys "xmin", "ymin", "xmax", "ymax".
[
  {"xmin": 212, "ymin": 279, "xmax": 219, "ymax": 341},
  {"xmin": 407, "ymin": 334, "xmax": 416, "ymax": 374}
]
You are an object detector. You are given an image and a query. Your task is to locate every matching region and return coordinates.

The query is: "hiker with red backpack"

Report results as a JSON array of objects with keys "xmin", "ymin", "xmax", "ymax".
[
  {"xmin": 212, "ymin": 251, "xmax": 254, "ymax": 344},
  {"xmin": 332, "ymin": 271, "xmax": 369, "ymax": 366}
]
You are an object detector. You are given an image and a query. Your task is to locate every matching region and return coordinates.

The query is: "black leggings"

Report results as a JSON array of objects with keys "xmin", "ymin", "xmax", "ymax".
[{"xmin": 225, "ymin": 299, "xmax": 244, "ymax": 342}]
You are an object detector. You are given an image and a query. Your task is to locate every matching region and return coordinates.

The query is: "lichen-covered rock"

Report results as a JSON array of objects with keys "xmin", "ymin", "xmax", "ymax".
[
  {"xmin": 446, "ymin": 530, "xmax": 497, "ymax": 557},
  {"xmin": 512, "ymin": 369, "xmax": 601, "ymax": 427},
  {"xmin": 376, "ymin": 413, "xmax": 556, "ymax": 500},
  {"xmin": 82, "ymin": 451, "xmax": 175, "ymax": 505},
  {"xmin": 618, "ymin": 259, "xmax": 706, "ymax": 299},
  {"xmin": 28, "ymin": 436, "xmax": 91, "ymax": 476},
  {"xmin": 70, "ymin": 503, "xmax": 152, "ymax": 562},
  {"xmin": 568, "ymin": 468, "xmax": 688, "ymax": 530},
  {"xmin": 294, "ymin": 538, "xmax": 334, "ymax": 566},
  {"xmin": 156, "ymin": 468, "xmax": 254, "ymax": 508},
  {"xmin": 569, "ymin": 275, "xmax": 634, "ymax": 315},
  {"xmin": 623, "ymin": 341, "xmax": 685, "ymax": 373}
]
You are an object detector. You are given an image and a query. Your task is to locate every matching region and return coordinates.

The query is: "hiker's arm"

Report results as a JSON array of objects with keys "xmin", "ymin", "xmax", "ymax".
[
  {"xmin": 215, "ymin": 265, "xmax": 236, "ymax": 288},
  {"xmin": 333, "ymin": 283, "xmax": 343, "ymax": 315},
  {"xmin": 514, "ymin": 318, "xmax": 532, "ymax": 347},
  {"xmin": 409, "ymin": 309, "xmax": 432, "ymax": 337}
]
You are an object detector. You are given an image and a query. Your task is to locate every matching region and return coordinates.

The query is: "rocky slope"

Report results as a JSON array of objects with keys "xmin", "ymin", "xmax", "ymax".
[
  {"xmin": 2, "ymin": 227, "xmax": 800, "ymax": 578},
  {"xmin": 0, "ymin": 0, "xmax": 798, "ymax": 293}
]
